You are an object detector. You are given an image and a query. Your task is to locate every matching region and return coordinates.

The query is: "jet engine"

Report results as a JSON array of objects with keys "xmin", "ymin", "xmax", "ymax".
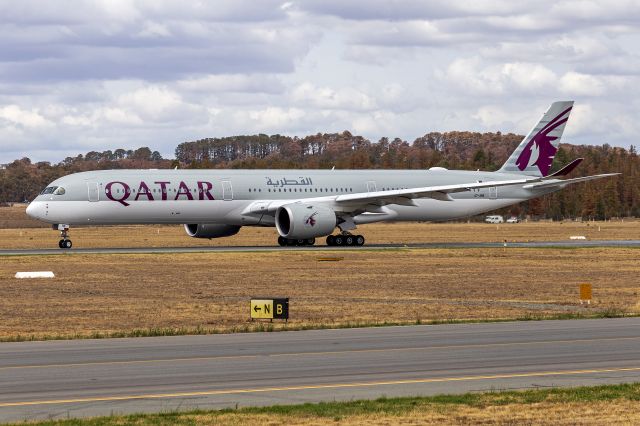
[
  {"xmin": 275, "ymin": 203, "xmax": 336, "ymax": 239},
  {"xmin": 184, "ymin": 223, "xmax": 241, "ymax": 239}
]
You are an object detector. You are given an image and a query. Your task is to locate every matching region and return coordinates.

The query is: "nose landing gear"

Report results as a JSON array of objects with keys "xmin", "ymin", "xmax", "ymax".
[{"xmin": 55, "ymin": 224, "xmax": 72, "ymax": 249}]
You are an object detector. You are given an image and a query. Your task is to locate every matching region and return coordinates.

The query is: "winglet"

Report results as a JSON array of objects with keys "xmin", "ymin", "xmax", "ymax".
[{"xmin": 546, "ymin": 158, "xmax": 583, "ymax": 178}]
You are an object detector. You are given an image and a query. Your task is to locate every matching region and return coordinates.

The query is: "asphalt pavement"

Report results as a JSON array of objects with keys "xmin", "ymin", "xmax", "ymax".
[
  {"xmin": 1, "ymin": 239, "xmax": 639, "ymax": 256},
  {"xmin": 1, "ymin": 318, "xmax": 640, "ymax": 422}
]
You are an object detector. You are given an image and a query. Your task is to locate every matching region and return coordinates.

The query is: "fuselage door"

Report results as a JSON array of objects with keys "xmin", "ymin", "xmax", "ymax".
[
  {"xmin": 222, "ymin": 180, "xmax": 233, "ymax": 201},
  {"xmin": 367, "ymin": 181, "xmax": 377, "ymax": 193},
  {"xmin": 489, "ymin": 186, "xmax": 498, "ymax": 199},
  {"xmin": 88, "ymin": 182, "xmax": 99, "ymax": 202}
]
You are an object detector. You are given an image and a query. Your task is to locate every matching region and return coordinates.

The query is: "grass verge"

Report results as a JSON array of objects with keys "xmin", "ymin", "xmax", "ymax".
[
  {"xmin": 10, "ymin": 382, "xmax": 640, "ymax": 425},
  {"xmin": 1, "ymin": 309, "xmax": 635, "ymax": 343}
]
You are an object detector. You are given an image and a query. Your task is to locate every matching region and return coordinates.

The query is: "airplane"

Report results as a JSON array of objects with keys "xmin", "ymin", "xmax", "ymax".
[{"xmin": 26, "ymin": 101, "xmax": 618, "ymax": 249}]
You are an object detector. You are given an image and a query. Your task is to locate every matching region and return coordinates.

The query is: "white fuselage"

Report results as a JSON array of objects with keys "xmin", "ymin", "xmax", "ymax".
[{"xmin": 26, "ymin": 168, "xmax": 552, "ymax": 227}]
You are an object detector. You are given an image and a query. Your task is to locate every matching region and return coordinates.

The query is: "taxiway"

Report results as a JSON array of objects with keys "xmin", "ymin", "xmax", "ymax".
[{"xmin": 1, "ymin": 318, "xmax": 640, "ymax": 421}]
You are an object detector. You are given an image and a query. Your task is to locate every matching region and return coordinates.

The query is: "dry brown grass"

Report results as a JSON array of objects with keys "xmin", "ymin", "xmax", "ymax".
[
  {"xmin": 0, "ymin": 202, "xmax": 638, "ymax": 250},
  {"xmin": 176, "ymin": 400, "xmax": 640, "ymax": 425},
  {"xmin": 0, "ymin": 204, "xmax": 44, "ymax": 228},
  {"xmin": 0, "ymin": 247, "xmax": 638, "ymax": 339}
]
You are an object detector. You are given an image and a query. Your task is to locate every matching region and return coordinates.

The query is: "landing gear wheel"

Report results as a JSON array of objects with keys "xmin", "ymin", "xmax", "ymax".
[
  {"xmin": 278, "ymin": 236, "xmax": 287, "ymax": 246},
  {"xmin": 326, "ymin": 235, "xmax": 335, "ymax": 246},
  {"xmin": 296, "ymin": 239, "xmax": 306, "ymax": 246},
  {"xmin": 355, "ymin": 235, "xmax": 365, "ymax": 246},
  {"xmin": 334, "ymin": 235, "xmax": 344, "ymax": 246},
  {"xmin": 57, "ymin": 225, "xmax": 72, "ymax": 249},
  {"xmin": 306, "ymin": 238, "xmax": 316, "ymax": 246},
  {"xmin": 345, "ymin": 235, "xmax": 354, "ymax": 246}
]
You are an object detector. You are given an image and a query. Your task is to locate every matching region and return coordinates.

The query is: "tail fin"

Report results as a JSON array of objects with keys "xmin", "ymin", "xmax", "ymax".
[{"xmin": 499, "ymin": 101, "xmax": 574, "ymax": 177}]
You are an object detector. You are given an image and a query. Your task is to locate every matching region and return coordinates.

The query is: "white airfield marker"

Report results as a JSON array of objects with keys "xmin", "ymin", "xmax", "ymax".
[{"xmin": 15, "ymin": 271, "xmax": 55, "ymax": 279}]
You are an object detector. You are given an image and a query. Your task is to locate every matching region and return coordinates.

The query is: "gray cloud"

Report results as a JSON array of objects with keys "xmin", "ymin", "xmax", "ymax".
[{"xmin": 0, "ymin": 0, "xmax": 638, "ymax": 163}]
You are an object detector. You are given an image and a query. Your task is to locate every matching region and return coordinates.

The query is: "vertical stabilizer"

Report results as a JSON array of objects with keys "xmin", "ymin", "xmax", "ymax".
[{"xmin": 499, "ymin": 101, "xmax": 574, "ymax": 177}]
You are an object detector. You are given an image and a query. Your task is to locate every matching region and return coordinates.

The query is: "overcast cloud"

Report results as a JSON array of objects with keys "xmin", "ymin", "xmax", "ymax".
[{"xmin": 1, "ymin": 0, "xmax": 639, "ymax": 163}]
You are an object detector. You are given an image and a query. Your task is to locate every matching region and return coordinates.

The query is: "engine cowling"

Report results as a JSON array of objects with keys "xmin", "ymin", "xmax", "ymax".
[
  {"xmin": 275, "ymin": 203, "xmax": 336, "ymax": 239},
  {"xmin": 184, "ymin": 224, "xmax": 241, "ymax": 239}
]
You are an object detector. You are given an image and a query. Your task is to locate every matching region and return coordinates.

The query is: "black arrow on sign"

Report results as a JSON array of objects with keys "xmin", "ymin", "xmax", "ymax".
[{"xmin": 254, "ymin": 305, "xmax": 261, "ymax": 312}]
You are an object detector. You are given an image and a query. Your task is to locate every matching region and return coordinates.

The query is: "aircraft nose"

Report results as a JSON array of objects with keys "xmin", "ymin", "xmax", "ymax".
[{"xmin": 26, "ymin": 202, "xmax": 42, "ymax": 219}]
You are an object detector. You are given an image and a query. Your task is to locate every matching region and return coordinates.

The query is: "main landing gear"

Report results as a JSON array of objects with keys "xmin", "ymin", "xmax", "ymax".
[
  {"xmin": 278, "ymin": 236, "xmax": 316, "ymax": 246},
  {"xmin": 326, "ymin": 233, "xmax": 365, "ymax": 246},
  {"xmin": 56, "ymin": 224, "xmax": 72, "ymax": 249}
]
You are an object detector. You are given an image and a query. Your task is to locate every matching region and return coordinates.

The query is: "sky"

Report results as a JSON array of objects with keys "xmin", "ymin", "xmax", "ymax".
[{"xmin": 1, "ymin": 0, "xmax": 639, "ymax": 163}]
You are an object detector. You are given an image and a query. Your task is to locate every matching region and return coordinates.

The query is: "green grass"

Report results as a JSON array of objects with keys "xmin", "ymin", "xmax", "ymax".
[
  {"xmin": 10, "ymin": 382, "xmax": 640, "ymax": 425},
  {"xmin": 1, "ymin": 309, "xmax": 636, "ymax": 343}
]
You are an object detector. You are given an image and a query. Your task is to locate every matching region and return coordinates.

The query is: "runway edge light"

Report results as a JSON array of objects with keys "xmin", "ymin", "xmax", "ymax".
[{"xmin": 250, "ymin": 298, "xmax": 289, "ymax": 322}]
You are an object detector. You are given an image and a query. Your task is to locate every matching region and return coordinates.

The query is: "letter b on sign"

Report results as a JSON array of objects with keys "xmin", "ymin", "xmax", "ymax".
[{"xmin": 273, "ymin": 298, "xmax": 289, "ymax": 320}]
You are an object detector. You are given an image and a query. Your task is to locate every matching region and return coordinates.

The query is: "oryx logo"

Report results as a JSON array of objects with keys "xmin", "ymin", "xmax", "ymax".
[
  {"xmin": 304, "ymin": 212, "xmax": 318, "ymax": 227},
  {"xmin": 516, "ymin": 106, "xmax": 572, "ymax": 176}
]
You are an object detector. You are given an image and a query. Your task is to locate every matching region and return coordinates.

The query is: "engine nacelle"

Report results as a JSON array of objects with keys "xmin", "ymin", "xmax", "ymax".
[
  {"xmin": 184, "ymin": 223, "xmax": 241, "ymax": 239},
  {"xmin": 275, "ymin": 203, "xmax": 336, "ymax": 239}
]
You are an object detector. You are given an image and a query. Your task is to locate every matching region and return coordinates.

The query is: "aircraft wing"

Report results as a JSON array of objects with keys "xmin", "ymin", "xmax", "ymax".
[
  {"xmin": 248, "ymin": 177, "xmax": 540, "ymax": 215},
  {"xmin": 250, "ymin": 173, "xmax": 618, "ymax": 215},
  {"xmin": 334, "ymin": 177, "xmax": 538, "ymax": 206},
  {"xmin": 522, "ymin": 173, "xmax": 620, "ymax": 190}
]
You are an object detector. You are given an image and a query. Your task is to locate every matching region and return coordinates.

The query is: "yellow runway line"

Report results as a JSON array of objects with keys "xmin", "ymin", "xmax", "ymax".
[{"xmin": 1, "ymin": 366, "xmax": 640, "ymax": 408}]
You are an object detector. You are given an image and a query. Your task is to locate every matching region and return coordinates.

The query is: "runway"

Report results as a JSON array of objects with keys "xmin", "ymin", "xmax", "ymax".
[
  {"xmin": 1, "ymin": 318, "xmax": 640, "ymax": 422},
  {"xmin": 1, "ymin": 239, "xmax": 639, "ymax": 256}
]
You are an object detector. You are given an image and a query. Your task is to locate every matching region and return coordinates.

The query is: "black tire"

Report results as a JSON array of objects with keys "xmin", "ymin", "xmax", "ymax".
[
  {"xmin": 296, "ymin": 239, "xmax": 306, "ymax": 246},
  {"xmin": 286, "ymin": 238, "xmax": 296, "ymax": 246},
  {"xmin": 63, "ymin": 239, "xmax": 72, "ymax": 249},
  {"xmin": 334, "ymin": 235, "xmax": 344, "ymax": 246},
  {"xmin": 278, "ymin": 236, "xmax": 287, "ymax": 246},
  {"xmin": 58, "ymin": 239, "xmax": 64, "ymax": 249},
  {"xmin": 306, "ymin": 238, "xmax": 316, "ymax": 246},
  {"xmin": 326, "ymin": 235, "xmax": 335, "ymax": 246},
  {"xmin": 355, "ymin": 235, "xmax": 365, "ymax": 246},
  {"xmin": 345, "ymin": 235, "xmax": 354, "ymax": 246}
]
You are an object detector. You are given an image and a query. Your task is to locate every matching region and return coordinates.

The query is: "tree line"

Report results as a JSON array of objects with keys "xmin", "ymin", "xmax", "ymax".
[{"xmin": 2, "ymin": 131, "xmax": 638, "ymax": 219}]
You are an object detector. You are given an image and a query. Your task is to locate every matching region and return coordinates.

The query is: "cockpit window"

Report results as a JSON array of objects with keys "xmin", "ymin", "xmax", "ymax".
[
  {"xmin": 40, "ymin": 186, "xmax": 58, "ymax": 195},
  {"xmin": 53, "ymin": 187, "xmax": 66, "ymax": 195}
]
